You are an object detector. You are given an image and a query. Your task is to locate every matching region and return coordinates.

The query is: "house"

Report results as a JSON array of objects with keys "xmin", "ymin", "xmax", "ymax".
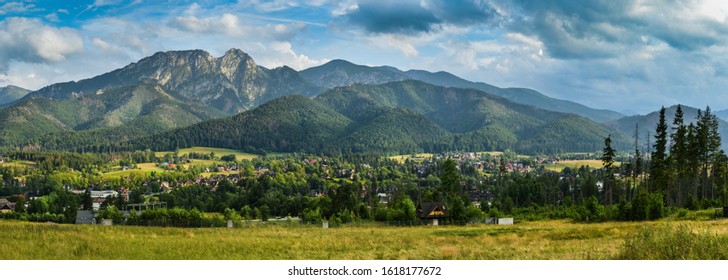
[
  {"xmin": 417, "ymin": 202, "xmax": 447, "ymax": 219},
  {"xmin": 75, "ymin": 210, "xmax": 97, "ymax": 224},
  {"xmin": 0, "ymin": 198, "xmax": 16, "ymax": 213},
  {"xmin": 90, "ymin": 190, "xmax": 118, "ymax": 198},
  {"xmin": 377, "ymin": 193, "xmax": 389, "ymax": 204}
]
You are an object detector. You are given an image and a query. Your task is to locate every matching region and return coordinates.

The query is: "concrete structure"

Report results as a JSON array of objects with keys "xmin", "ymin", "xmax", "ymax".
[
  {"xmin": 497, "ymin": 218, "xmax": 514, "ymax": 225},
  {"xmin": 75, "ymin": 210, "xmax": 97, "ymax": 224}
]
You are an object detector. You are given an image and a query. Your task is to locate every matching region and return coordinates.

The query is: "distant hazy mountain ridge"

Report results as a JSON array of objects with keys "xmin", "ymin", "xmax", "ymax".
[
  {"xmin": 120, "ymin": 80, "xmax": 630, "ymax": 155},
  {"xmin": 0, "ymin": 85, "xmax": 30, "ymax": 105},
  {"xmin": 0, "ymin": 48, "xmax": 632, "ymax": 154},
  {"xmin": 301, "ymin": 60, "xmax": 624, "ymax": 123}
]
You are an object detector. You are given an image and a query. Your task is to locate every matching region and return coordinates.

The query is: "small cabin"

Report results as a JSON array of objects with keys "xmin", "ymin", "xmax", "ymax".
[
  {"xmin": 0, "ymin": 198, "xmax": 16, "ymax": 213},
  {"xmin": 417, "ymin": 202, "xmax": 447, "ymax": 219}
]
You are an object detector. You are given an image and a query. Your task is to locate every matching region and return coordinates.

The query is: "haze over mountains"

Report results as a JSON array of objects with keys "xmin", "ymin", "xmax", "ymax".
[
  {"xmin": 0, "ymin": 85, "xmax": 30, "ymax": 106},
  {"xmin": 120, "ymin": 80, "xmax": 629, "ymax": 155},
  {"xmin": 608, "ymin": 105, "xmax": 728, "ymax": 149},
  {"xmin": 2, "ymin": 47, "xmax": 720, "ymax": 155},
  {"xmin": 301, "ymin": 60, "xmax": 625, "ymax": 123}
]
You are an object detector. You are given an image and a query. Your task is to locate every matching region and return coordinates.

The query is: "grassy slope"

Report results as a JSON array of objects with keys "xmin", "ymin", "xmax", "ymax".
[
  {"xmin": 544, "ymin": 160, "xmax": 622, "ymax": 172},
  {"xmin": 2, "ymin": 219, "xmax": 727, "ymax": 259},
  {"xmin": 155, "ymin": 147, "xmax": 258, "ymax": 161}
]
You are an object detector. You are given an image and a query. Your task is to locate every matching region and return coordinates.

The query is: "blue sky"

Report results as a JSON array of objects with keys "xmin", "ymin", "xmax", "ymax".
[{"xmin": 2, "ymin": 0, "xmax": 728, "ymax": 114}]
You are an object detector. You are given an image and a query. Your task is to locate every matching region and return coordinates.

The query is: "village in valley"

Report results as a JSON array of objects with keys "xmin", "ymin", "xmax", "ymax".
[{"xmin": 0, "ymin": 146, "xmax": 614, "ymax": 228}]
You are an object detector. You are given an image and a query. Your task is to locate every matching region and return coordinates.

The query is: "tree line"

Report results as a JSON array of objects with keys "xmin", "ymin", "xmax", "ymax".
[{"xmin": 648, "ymin": 105, "xmax": 726, "ymax": 208}]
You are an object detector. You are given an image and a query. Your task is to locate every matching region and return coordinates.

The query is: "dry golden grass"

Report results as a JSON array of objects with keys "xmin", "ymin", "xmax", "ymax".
[
  {"xmin": 0, "ymin": 160, "xmax": 37, "ymax": 169},
  {"xmin": 4, "ymin": 219, "xmax": 725, "ymax": 260},
  {"xmin": 389, "ymin": 154, "xmax": 434, "ymax": 164},
  {"xmin": 101, "ymin": 163, "xmax": 166, "ymax": 179},
  {"xmin": 155, "ymin": 147, "xmax": 258, "ymax": 161},
  {"xmin": 544, "ymin": 160, "xmax": 622, "ymax": 172}
]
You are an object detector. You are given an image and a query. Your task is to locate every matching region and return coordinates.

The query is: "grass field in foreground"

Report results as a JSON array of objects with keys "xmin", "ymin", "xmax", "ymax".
[{"xmin": 2, "ymin": 219, "xmax": 727, "ymax": 260}]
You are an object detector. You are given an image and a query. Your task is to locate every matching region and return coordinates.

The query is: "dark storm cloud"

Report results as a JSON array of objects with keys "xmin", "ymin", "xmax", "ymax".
[
  {"xmin": 343, "ymin": 0, "xmax": 728, "ymax": 59},
  {"xmin": 342, "ymin": 0, "xmax": 501, "ymax": 34},
  {"xmin": 429, "ymin": 0, "xmax": 500, "ymax": 26},
  {"xmin": 344, "ymin": 0, "xmax": 440, "ymax": 34},
  {"xmin": 505, "ymin": 0, "xmax": 640, "ymax": 59},
  {"xmin": 506, "ymin": 0, "xmax": 728, "ymax": 58}
]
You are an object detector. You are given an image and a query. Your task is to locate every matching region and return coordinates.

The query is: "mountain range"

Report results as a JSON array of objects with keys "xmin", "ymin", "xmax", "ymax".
[
  {"xmin": 27, "ymin": 49, "xmax": 323, "ymax": 114},
  {"xmin": 117, "ymin": 80, "xmax": 630, "ymax": 155},
  {"xmin": 0, "ymin": 85, "xmax": 30, "ymax": 105},
  {"xmin": 301, "ymin": 59, "xmax": 625, "ymax": 123},
  {"xmin": 607, "ymin": 105, "xmax": 728, "ymax": 149},
  {"xmin": 0, "ymin": 48, "xmax": 671, "ymax": 155}
]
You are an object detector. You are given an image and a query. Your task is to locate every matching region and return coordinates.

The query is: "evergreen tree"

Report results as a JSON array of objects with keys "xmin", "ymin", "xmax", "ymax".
[
  {"xmin": 686, "ymin": 123, "xmax": 699, "ymax": 200},
  {"xmin": 81, "ymin": 189, "xmax": 93, "ymax": 211},
  {"xmin": 633, "ymin": 123, "xmax": 642, "ymax": 201},
  {"xmin": 440, "ymin": 158, "xmax": 465, "ymax": 222},
  {"xmin": 651, "ymin": 107, "xmax": 669, "ymax": 194},
  {"xmin": 602, "ymin": 134, "xmax": 616, "ymax": 204},
  {"xmin": 440, "ymin": 158, "xmax": 461, "ymax": 195},
  {"xmin": 670, "ymin": 105, "xmax": 687, "ymax": 207},
  {"xmin": 706, "ymin": 107, "xmax": 721, "ymax": 200}
]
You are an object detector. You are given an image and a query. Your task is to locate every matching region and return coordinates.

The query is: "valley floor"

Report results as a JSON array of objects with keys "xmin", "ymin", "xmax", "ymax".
[{"xmin": 2, "ymin": 219, "xmax": 727, "ymax": 260}]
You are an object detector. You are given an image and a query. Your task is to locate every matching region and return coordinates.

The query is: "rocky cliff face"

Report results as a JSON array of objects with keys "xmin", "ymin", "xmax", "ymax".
[{"xmin": 28, "ymin": 48, "xmax": 322, "ymax": 114}]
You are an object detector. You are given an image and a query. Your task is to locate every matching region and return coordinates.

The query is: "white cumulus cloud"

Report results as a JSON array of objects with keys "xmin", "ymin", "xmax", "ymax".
[{"xmin": 0, "ymin": 18, "xmax": 84, "ymax": 72}]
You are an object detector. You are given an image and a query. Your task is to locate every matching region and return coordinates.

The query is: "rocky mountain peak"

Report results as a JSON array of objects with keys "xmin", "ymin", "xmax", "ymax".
[{"xmin": 25, "ymin": 48, "xmax": 321, "ymax": 114}]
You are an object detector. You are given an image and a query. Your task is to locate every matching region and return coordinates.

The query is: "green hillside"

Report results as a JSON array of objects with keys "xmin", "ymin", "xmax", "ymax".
[
  {"xmin": 115, "ymin": 81, "xmax": 630, "ymax": 155},
  {"xmin": 0, "ymin": 84, "xmax": 225, "ymax": 150},
  {"xmin": 123, "ymin": 94, "xmax": 352, "ymax": 153}
]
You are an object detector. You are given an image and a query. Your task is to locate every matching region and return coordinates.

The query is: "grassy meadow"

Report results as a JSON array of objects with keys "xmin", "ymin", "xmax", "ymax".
[
  {"xmin": 155, "ymin": 147, "xmax": 258, "ymax": 161},
  {"xmin": 0, "ymin": 160, "xmax": 37, "ymax": 169},
  {"xmin": 389, "ymin": 153, "xmax": 435, "ymax": 164},
  {"xmin": 2, "ymin": 219, "xmax": 727, "ymax": 260},
  {"xmin": 544, "ymin": 159, "xmax": 621, "ymax": 172}
]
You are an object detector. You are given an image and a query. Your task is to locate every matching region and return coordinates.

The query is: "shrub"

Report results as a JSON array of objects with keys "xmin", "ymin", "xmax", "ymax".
[{"xmin": 620, "ymin": 224, "xmax": 728, "ymax": 259}]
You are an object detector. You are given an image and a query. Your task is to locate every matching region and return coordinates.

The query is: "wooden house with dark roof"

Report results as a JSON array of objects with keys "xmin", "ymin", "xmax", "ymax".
[
  {"xmin": 0, "ymin": 198, "xmax": 16, "ymax": 213},
  {"xmin": 417, "ymin": 202, "xmax": 447, "ymax": 219}
]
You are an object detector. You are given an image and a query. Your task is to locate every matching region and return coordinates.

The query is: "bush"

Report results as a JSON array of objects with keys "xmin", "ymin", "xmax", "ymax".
[
  {"xmin": 302, "ymin": 208, "xmax": 322, "ymax": 222},
  {"xmin": 487, "ymin": 208, "xmax": 501, "ymax": 219},
  {"xmin": 620, "ymin": 224, "xmax": 728, "ymax": 259},
  {"xmin": 647, "ymin": 193, "xmax": 664, "ymax": 220},
  {"xmin": 676, "ymin": 208, "xmax": 689, "ymax": 218}
]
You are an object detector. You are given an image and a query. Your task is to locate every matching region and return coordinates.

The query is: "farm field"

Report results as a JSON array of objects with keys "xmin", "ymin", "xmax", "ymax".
[
  {"xmin": 389, "ymin": 153, "xmax": 435, "ymax": 164},
  {"xmin": 544, "ymin": 160, "xmax": 621, "ymax": 172},
  {"xmin": 0, "ymin": 160, "xmax": 37, "ymax": 169},
  {"xmin": 155, "ymin": 147, "xmax": 258, "ymax": 161},
  {"xmin": 1, "ymin": 219, "xmax": 727, "ymax": 260},
  {"xmin": 101, "ymin": 163, "xmax": 166, "ymax": 179}
]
